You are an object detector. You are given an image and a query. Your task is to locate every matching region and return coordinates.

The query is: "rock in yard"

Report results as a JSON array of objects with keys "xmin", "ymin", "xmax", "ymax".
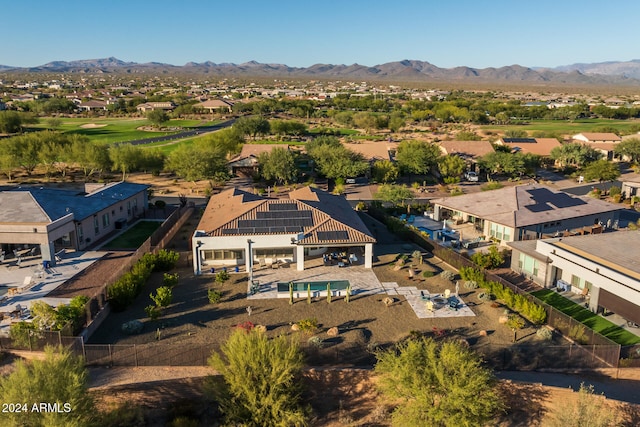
[
  {"xmin": 121, "ymin": 320, "xmax": 144, "ymax": 335},
  {"xmin": 327, "ymin": 326, "xmax": 339, "ymax": 337},
  {"xmin": 291, "ymin": 323, "xmax": 300, "ymax": 331}
]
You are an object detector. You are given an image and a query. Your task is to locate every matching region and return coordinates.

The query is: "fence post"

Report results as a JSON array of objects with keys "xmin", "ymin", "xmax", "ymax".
[
  {"xmin": 109, "ymin": 344, "xmax": 113, "ymax": 366},
  {"xmin": 134, "ymin": 344, "xmax": 138, "ymax": 367},
  {"xmin": 58, "ymin": 330, "xmax": 62, "ymax": 347}
]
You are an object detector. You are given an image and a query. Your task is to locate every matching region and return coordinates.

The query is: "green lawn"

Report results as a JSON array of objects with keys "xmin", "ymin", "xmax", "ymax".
[
  {"xmin": 102, "ymin": 221, "xmax": 162, "ymax": 249},
  {"xmin": 481, "ymin": 118, "xmax": 640, "ymax": 135},
  {"xmin": 27, "ymin": 118, "xmax": 219, "ymax": 144},
  {"xmin": 531, "ymin": 289, "xmax": 640, "ymax": 346}
]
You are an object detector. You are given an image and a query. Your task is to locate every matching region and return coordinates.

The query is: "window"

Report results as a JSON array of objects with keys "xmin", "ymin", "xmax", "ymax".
[
  {"xmin": 77, "ymin": 225, "xmax": 83, "ymax": 243},
  {"xmin": 127, "ymin": 201, "xmax": 131, "ymax": 215},
  {"xmin": 255, "ymin": 248, "xmax": 294, "ymax": 259},
  {"xmin": 570, "ymin": 274, "xmax": 582, "ymax": 288},
  {"xmin": 94, "ymin": 217, "xmax": 99, "ymax": 235},
  {"xmin": 102, "ymin": 213, "xmax": 110, "ymax": 228},
  {"xmin": 202, "ymin": 249, "xmax": 243, "ymax": 261},
  {"xmin": 490, "ymin": 223, "xmax": 511, "ymax": 241}
]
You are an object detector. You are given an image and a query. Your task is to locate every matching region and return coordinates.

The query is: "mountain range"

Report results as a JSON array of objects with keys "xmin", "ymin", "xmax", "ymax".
[{"xmin": 2, "ymin": 57, "xmax": 640, "ymax": 86}]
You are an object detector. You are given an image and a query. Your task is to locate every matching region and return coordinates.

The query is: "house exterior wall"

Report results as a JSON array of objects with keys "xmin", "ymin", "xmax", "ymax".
[
  {"xmin": 536, "ymin": 240, "xmax": 640, "ymax": 314},
  {"xmin": 621, "ymin": 181, "xmax": 640, "ymax": 199},
  {"xmin": 192, "ymin": 233, "xmax": 300, "ymax": 275},
  {"xmin": 509, "ymin": 249, "xmax": 547, "ymax": 285},
  {"xmin": 74, "ymin": 191, "xmax": 146, "ymax": 250}
]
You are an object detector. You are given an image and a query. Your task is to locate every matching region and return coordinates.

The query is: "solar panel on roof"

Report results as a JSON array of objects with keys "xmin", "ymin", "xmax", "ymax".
[
  {"xmin": 317, "ymin": 231, "xmax": 349, "ymax": 241},
  {"xmin": 503, "ymin": 138, "xmax": 536, "ymax": 143},
  {"xmin": 269, "ymin": 203, "xmax": 298, "ymax": 211},
  {"xmin": 257, "ymin": 210, "xmax": 312, "ymax": 219},
  {"xmin": 526, "ymin": 188, "xmax": 586, "ymax": 208}
]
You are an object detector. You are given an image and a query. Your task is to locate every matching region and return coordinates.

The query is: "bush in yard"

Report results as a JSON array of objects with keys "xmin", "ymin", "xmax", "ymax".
[
  {"xmin": 208, "ymin": 289, "xmax": 222, "ymax": 304},
  {"xmin": 9, "ymin": 322, "xmax": 38, "ymax": 347},
  {"xmin": 375, "ymin": 337, "xmax": 504, "ymax": 427},
  {"xmin": 547, "ymin": 383, "xmax": 621, "ymax": 427},
  {"xmin": 296, "ymin": 317, "xmax": 319, "ymax": 334},
  {"xmin": 459, "ymin": 266, "xmax": 484, "ymax": 283},
  {"xmin": 121, "ymin": 320, "xmax": 144, "ymax": 335},
  {"xmin": 440, "ymin": 270, "xmax": 455, "ymax": 281},
  {"xmin": 422, "ymin": 270, "xmax": 435, "ymax": 278},
  {"xmin": 215, "ymin": 270, "xmax": 230, "ymax": 284},
  {"xmin": 150, "ymin": 286, "xmax": 173, "ymax": 308},
  {"xmin": 536, "ymin": 327, "xmax": 553, "ymax": 341},
  {"xmin": 163, "ymin": 272, "xmax": 179, "ymax": 287},
  {"xmin": 145, "ymin": 304, "xmax": 161, "ymax": 320},
  {"xmin": 470, "ymin": 246, "xmax": 505, "ymax": 269},
  {"xmin": 464, "ymin": 280, "xmax": 478, "ymax": 290},
  {"xmin": 153, "ymin": 249, "xmax": 180, "ymax": 271},
  {"xmin": 209, "ymin": 330, "xmax": 308, "ymax": 426}
]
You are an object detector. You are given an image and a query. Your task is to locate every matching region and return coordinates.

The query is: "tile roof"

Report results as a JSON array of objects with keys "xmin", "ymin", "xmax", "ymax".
[
  {"xmin": 498, "ymin": 137, "xmax": 561, "ymax": 156},
  {"xmin": 573, "ymin": 132, "xmax": 622, "ymax": 142},
  {"xmin": 196, "ymin": 187, "xmax": 376, "ymax": 245},
  {"xmin": 342, "ymin": 140, "xmax": 397, "ymax": 161},
  {"xmin": 438, "ymin": 140, "xmax": 495, "ymax": 159},
  {"xmin": 432, "ymin": 184, "xmax": 624, "ymax": 228}
]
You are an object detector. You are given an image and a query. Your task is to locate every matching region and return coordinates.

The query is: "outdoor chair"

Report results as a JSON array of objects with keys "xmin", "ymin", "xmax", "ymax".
[
  {"xmin": 420, "ymin": 290, "xmax": 431, "ymax": 301},
  {"xmin": 444, "ymin": 289, "xmax": 451, "ymax": 299}
]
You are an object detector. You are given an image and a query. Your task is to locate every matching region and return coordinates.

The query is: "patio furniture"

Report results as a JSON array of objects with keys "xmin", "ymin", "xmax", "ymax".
[
  {"xmin": 420, "ymin": 290, "xmax": 431, "ymax": 301},
  {"xmin": 250, "ymin": 280, "xmax": 260, "ymax": 295},
  {"xmin": 400, "ymin": 214, "xmax": 407, "ymax": 221},
  {"xmin": 444, "ymin": 289, "xmax": 451, "ymax": 299},
  {"xmin": 448, "ymin": 299, "xmax": 458, "ymax": 311}
]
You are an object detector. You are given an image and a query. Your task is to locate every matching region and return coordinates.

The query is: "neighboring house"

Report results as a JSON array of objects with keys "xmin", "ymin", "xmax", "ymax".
[
  {"xmin": 621, "ymin": 174, "xmax": 640, "ymax": 199},
  {"xmin": 342, "ymin": 140, "xmax": 398, "ymax": 163},
  {"xmin": 431, "ymin": 184, "xmax": 624, "ymax": 244},
  {"xmin": 192, "ymin": 187, "xmax": 376, "ymax": 274},
  {"xmin": 0, "ymin": 182, "xmax": 148, "ymax": 265},
  {"xmin": 136, "ymin": 101, "xmax": 175, "ymax": 112},
  {"xmin": 508, "ymin": 231, "xmax": 640, "ymax": 325},
  {"xmin": 438, "ymin": 140, "xmax": 495, "ymax": 172},
  {"xmin": 77, "ymin": 100, "xmax": 107, "ymax": 112},
  {"xmin": 494, "ymin": 137, "xmax": 561, "ymax": 157},
  {"xmin": 193, "ymin": 99, "xmax": 233, "ymax": 113},
  {"xmin": 227, "ymin": 144, "xmax": 290, "ymax": 177},
  {"xmin": 572, "ymin": 132, "xmax": 622, "ymax": 160}
]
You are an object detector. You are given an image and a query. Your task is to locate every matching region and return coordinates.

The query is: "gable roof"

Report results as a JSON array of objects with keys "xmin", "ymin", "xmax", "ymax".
[
  {"xmin": 342, "ymin": 140, "xmax": 397, "ymax": 161},
  {"xmin": 432, "ymin": 184, "xmax": 623, "ymax": 228},
  {"xmin": 196, "ymin": 187, "xmax": 376, "ymax": 245},
  {"xmin": 573, "ymin": 132, "xmax": 621, "ymax": 142}
]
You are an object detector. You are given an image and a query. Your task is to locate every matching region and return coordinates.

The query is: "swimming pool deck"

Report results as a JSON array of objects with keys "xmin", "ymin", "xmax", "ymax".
[{"xmin": 246, "ymin": 264, "xmax": 474, "ymax": 319}]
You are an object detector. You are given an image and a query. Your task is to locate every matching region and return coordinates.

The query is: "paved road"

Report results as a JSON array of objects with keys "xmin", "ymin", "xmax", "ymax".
[
  {"xmin": 497, "ymin": 370, "xmax": 640, "ymax": 404},
  {"xmin": 122, "ymin": 119, "xmax": 235, "ymax": 146}
]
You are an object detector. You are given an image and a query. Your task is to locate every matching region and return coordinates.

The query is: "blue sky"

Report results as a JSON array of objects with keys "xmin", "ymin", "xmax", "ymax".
[{"xmin": 3, "ymin": 0, "xmax": 639, "ymax": 69}]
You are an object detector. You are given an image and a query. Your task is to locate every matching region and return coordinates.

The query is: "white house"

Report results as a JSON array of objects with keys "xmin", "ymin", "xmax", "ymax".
[
  {"xmin": 508, "ymin": 231, "xmax": 640, "ymax": 325},
  {"xmin": 192, "ymin": 187, "xmax": 376, "ymax": 274}
]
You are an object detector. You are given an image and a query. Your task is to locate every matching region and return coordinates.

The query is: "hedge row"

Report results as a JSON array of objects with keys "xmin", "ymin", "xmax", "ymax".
[
  {"xmin": 107, "ymin": 249, "xmax": 180, "ymax": 312},
  {"xmin": 460, "ymin": 266, "xmax": 547, "ymax": 325}
]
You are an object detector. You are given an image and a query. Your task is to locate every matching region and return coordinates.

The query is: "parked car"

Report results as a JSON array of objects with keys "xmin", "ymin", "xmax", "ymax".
[{"xmin": 464, "ymin": 171, "xmax": 479, "ymax": 182}]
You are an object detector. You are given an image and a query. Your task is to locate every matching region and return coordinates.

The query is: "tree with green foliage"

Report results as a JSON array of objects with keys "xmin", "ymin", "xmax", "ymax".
[
  {"xmin": 375, "ymin": 337, "xmax": 504, "ymax": 427},
  {"xmin": 471, "ymin": 246, "xmax": 506, "ymax": 269},
  {"xmin": 233, "ymin": 116, "xmax": 270, "ymax": 140},
  {"xmin": 388, "ymin": 112, "xmax": 406, "ymax": 133},
  {"xmin": 614, "ymin": 138, "xmax": 640, "ymax": 163},
  {"xmin": 374, "ymin": 184, "xmax": 413, "ymax": 206},
  {"xmin": 582, "ymin": 159, "xmax": 620, "ymax": 183},
  {"xmin": 258, "ymin": 147, "xmax": 298, "ymax": 184},
  {"xmin": 69, "ymin": 138, "xmax": 111, "ymax": 179},
  {"xmin": 0, "ymin": 346, "xmax": 95, "ymax": 427},
  {"xmin": 371, "ymin": 159, "xmax": 400, "ymax": 183},
  {"xmin": 396, "ymin": 140, "xmax": 442, "ymax": 175},
  {"xmin": 478, "ymin": 151, "xmax": 525, "ymax": 177},
  {"xmin": 503, "ymin": 129, "xmax": 528, "ymax": 138},
  {"xmin": 0, "ymin": 110, "xmax": 26, "ymax": 133},
  {"xmin": 209, "ymin": 330, "xmax": 308, "ymax": 426},
  {"xmin": 550, "ymin": 143, "xmax": 602, "ymax": 168},
  {"xmin": 165, "ymin": 143, "xmax": 228, "ymax": 182},
  {"xmin": 456, "ymin": 131, "xmax": 482, "ymax": 141},
  {"xmin": 306, "ymin": 136, "xmax": 369, "ymax": 180},
  {"xmin": 547, "ymin": 383, "xmax": 621, "ymax": 427},
  {"xmin": 438, "ymin": 155, "xmax": 466, "ymax": 182},
  {"xmin": 270, "ymin": 120, "xmax": 307, "ymax": 138},
  {"xmin": 146, "ymin": 109, "xmax": 170, "ymax": 127},
  {"xmin": 150, "ymin": 286, "xmax": 173, "ymax": 308},
  {"xmin": 109, "ymin": 143, "xmax": 144, "ymax": 180}
]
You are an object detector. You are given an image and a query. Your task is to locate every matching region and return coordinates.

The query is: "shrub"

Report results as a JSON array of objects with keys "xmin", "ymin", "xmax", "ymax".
[
  {"xmin": 471, "ymin": 246, "xmax": 505, "ymax": 269},
  {"xmin": 422, "ymin": 270, "xmax": 435, "ymax": 278},
  {"xmin": 478, "ymin": 292, "xmax": 491, "ymax": 302},
  {"xmin": 536, "ymin": 327, "xmax": 553, "ymax": 340},
  {"xmin": 609, "ymin": 186, "xmax": 621, "ymax": 196},
  {"xmin": 307, "ymin": 336, "xmax": 324, "ymax": 348},
  {"xmin": 150, "ymin": 286, "xmax": 173, "ymax": 308},
  {"xmin": 464, "ymin": 280, "xmax": 478, "ymax": 290},
  {"xmin": 459, "ymin": 266, "xmax": 484, "ymax": 283},
  {"xmin": 215, "ymin": 270, "xmax": 230, "ymax": 283},
  {"xmin": 145, "ymin": 305, "xmax": 161, "ymax": 320},
  {"xmin": 440, "ymin": 270, "xmax": 455, "ymax": 281},
  {"xmin": 153, "ymin": 249, "xmax": 180, "ymax": 271},
  {"xmin": 163, "ymin": 272, "xmax": 179, "ymax": 287},
  {"xmin": 208, "ymin": 289, "xmax": 223, "ymax": 304},
  {"xmin": 297, "ymin": 317, "xmax": 318, "ymax": 334}
]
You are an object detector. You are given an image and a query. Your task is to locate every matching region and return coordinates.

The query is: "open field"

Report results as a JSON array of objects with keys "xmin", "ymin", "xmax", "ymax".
[
  {"xmin": 532, "ymin": 289, "xmax": 640, "ymax": 346},
  {"xmin": 481, "ymin": 118, "xmax": 640, "ymax": 136}
]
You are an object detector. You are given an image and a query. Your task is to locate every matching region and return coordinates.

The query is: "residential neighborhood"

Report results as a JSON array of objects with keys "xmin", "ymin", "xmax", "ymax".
[{"xmin": 4, "ymin": 2, "xmax": 640, "ymax": 422}]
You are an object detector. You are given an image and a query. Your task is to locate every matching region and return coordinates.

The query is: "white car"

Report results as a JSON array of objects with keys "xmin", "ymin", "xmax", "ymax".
[{"xmin": 464, "ymin": 171, "xmax": 479, "ymax": 182}]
